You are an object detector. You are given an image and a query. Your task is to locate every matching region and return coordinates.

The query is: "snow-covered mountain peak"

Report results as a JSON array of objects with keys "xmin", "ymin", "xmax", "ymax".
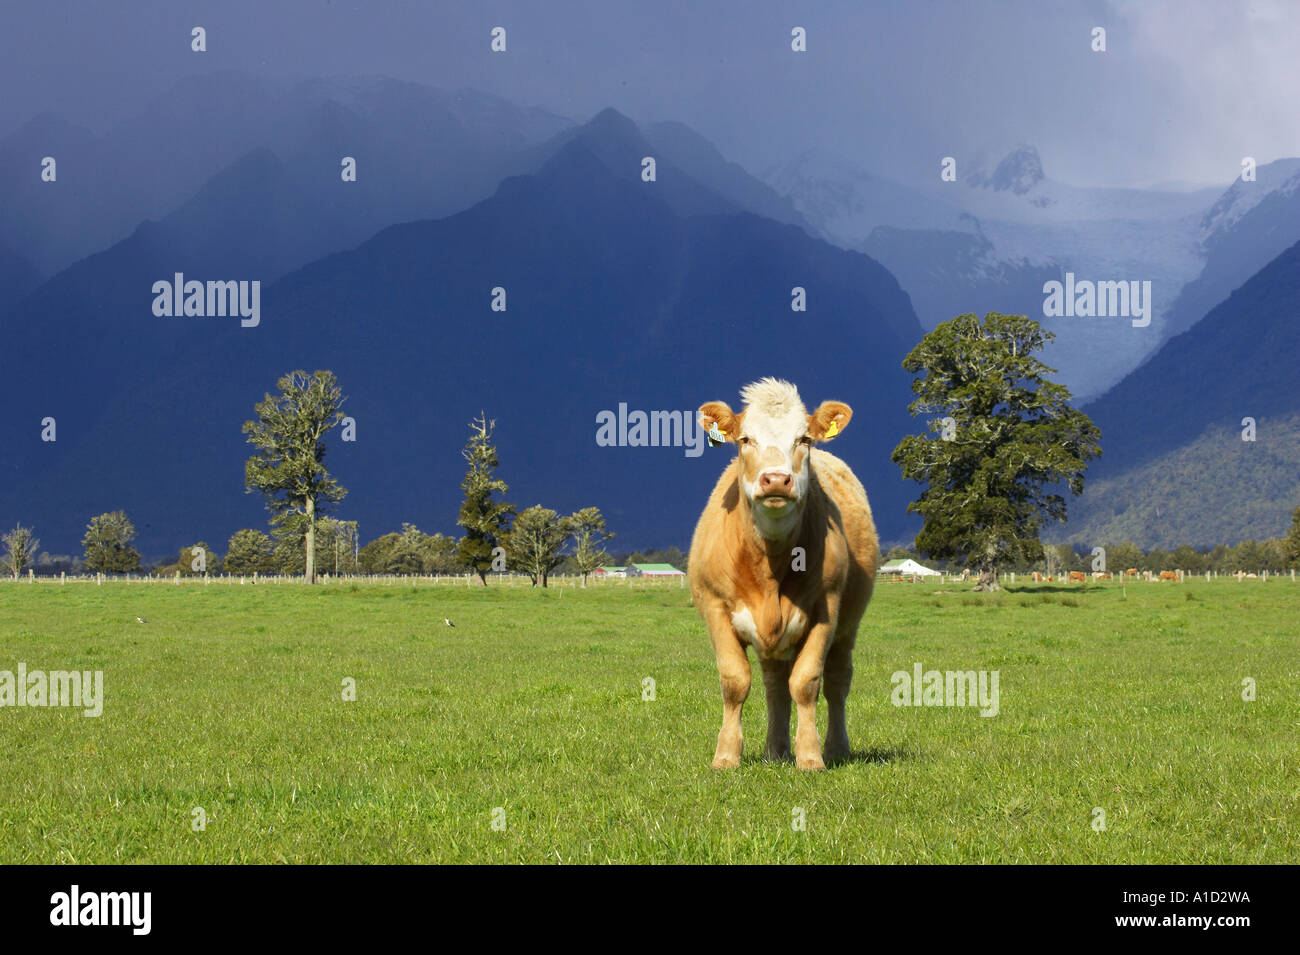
[{"xmin": 968, "ymin": 144, "xmax": 1045, "ymax": 195}]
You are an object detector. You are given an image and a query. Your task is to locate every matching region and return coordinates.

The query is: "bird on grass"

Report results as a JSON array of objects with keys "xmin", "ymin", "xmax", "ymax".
[
  {"xmin": 444, "ymin": 618, "xmax": 455, "ymax": 628},
  {"xmin": 136, "ymin": 616, "xmax": 148, "ymax": 624}
]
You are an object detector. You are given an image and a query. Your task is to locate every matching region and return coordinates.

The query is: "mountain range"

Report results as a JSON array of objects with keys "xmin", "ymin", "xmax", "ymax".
[
  {"xmin": 0, "ymin": 105, "xmax": 923, "ymax": 558},
  {"xmin": 2, "ymin": 72, "xmax": 1296, "ymax": 556}
]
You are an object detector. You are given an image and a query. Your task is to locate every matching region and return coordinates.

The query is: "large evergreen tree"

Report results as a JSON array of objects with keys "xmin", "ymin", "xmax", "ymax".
[
  {"xmin": 456, "ymin": 413, "xmax": 514, "ymax": 585},
  {"xmin": 891, "ymin": 312, "xmax": 1102, "ymax": 591},
  {"xmin": 242, "ymin": 370, "xmax": 348, "ymax": 584}
]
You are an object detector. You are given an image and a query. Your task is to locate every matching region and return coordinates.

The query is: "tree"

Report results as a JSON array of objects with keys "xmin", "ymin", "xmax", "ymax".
[
  {"xmin": 224, "ymin": 529, "xmax": 277, "ymax": 576},
  {"xmin": 243, "ymin": 370, "xmax": 348, "ymax": 584},
  {"xmin": 161, "ymin": 542, "xmax": 221, "ymax": 576},
  {"xmin": 1141, "ymin": 547, "xmax": 1171, "ymax": 573},
  {"xmin": 359, "ymin": 527, "xmax": 460, "ymax": 576},
  {"xmin": 318, "ymin": 518, "xmax": 359, "ymax": 576},
  {"xmin": 1, "ymin": 524, "xmax": 39, "ymax": 579},
  {"xmin": 1284, "ymin": 506, "xmax": 1300, "ymax": 569},
  {"xmin": 1170, "ymin": 544, "xmax": 1206, "ymax": 574},
  {"xmin": 1105, "ymin": 541, "xmax": 1144, "ymax": 574},
  {"xmin": 386, "ymin": 523, "xmax": 429, "ymax": 575},
  {"xmin": 1043, "ymin": 544, "xmax": 1081, "ymax": 577},
  {"xmin": 891, "ymin": 312, "xmax": 1102, "ymax": 591},
  {"xmin": 569, "ymin": 507, "xmax": 614, "ymax": 585},
  {"xmin": 82, "ymin": 511, "xmax": 142, "ymax": 573},
  {"xmin": 359, "ymin": 532, "xmax": 401, "ymax": 574},
  {"xmin": 506, "ymin": 506, "xmax": 572, "ymax": 587},
  {"xmin": 456, "ymin": 413, "xmax": 514, "ymax": 584}
]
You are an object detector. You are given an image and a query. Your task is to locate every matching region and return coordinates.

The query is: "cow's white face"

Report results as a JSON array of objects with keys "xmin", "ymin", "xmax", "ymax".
[{"xmin": 699, "ymin": 379, "xmax": 852, "ymax": 543}]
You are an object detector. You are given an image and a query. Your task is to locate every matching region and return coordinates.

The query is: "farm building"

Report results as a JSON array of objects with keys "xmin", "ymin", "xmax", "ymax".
[
  {"xmin": 592, "ymin": 566, "xmax": 627, "ymax": 578},
  {"xmin": 878, "ymin": 558, "xmax": 941, "ymax": 578},
  {"xmin": 626, "ymin": 563, "xmax": 685, "ymax": 578}
]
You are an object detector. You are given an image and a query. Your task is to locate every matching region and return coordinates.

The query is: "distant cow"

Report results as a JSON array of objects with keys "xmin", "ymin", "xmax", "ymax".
[
  {"xmin": 689, "ymin": 379, "xmax": 878, "ymax": 771},
  {"xmin": 1032, "ymin": 571, "xmax": 1043, "ymax": 583},
  {"xmin": 1092, "ymin": 572, "xmax": 1112, "ymax": 579},
  {"xmin": 1068, "ymin": 571, "xmax": 1086, "ymax": 582},
  {"xmin": 1159, "ymin": 570, "xmax": 1179, "ymax": 581},
  {"xmin": 1125, "ymin": 568, "xmax": 1138, "ymax": 577}
]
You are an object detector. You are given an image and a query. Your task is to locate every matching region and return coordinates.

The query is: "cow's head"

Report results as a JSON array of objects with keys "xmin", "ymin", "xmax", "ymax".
[{"xmin": 699, "ymin": 378, "xmax": 852, "ymax": 542}]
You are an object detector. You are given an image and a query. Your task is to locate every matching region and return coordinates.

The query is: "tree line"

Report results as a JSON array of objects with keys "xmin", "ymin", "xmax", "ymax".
[
  {"xmin": 885, "ymin": 530, "xmax": 1300, "ymax": 576},
  {"xmin": 8, "ymin": 319, "xmax": 1298, "ymax": 588},
  {"xmin": 1, "ymin": 370, "xmax": 616, "ymax": 586}
]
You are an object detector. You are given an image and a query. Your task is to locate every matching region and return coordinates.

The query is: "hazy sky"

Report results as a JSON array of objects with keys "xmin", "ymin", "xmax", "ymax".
[{"xmin": 4, "ymin": 0, "xmax": 1297, "ymax": 187}]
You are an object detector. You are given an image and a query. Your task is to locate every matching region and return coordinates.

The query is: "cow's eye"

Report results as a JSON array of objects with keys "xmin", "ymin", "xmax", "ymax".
[
  {"xmin": 738, "ymin": 436, "xmax": 751, "ymax": 446},
  {"xmin": 799, "ymin": 436, "xmax": 813, "ymax": 446}
]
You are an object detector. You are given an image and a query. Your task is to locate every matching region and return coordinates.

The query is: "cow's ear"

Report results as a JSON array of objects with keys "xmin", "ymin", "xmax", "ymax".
[
  {"xmin": 808, "ymin": 401, "xmax": 852, "ymax": 442},
  {"xmin": 699, "ymin": 401, "xmax": 739, "ymax": 443}
]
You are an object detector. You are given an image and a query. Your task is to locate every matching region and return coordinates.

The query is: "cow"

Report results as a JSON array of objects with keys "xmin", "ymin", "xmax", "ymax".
[
  {"xmin": 1068, "ymin": 571, "xmax": 1086, "ymax": 583},
  {"xmin": 688, "ymin": 379, "xmax": 878, "ymax": 771},
  {"xmin": 1125, "ymin": 568, "xmax": 1138, "ymax": 577},
  {"xmin": 1159, "ymin": 570, "xmax": 1179, "ymax": 581}
]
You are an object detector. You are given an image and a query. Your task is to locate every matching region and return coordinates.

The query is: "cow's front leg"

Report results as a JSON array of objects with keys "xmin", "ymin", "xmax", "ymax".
[
  {"xmin": 760, "ymin": 657, "xmax": 792, "ymax": 760},
  {"xmin": 789, "ymin": 613, "xmax": 836, "ymax": 771},
  {"xmin": 705, "ymin": 604, "xmax": 751, "ymax": 769}
]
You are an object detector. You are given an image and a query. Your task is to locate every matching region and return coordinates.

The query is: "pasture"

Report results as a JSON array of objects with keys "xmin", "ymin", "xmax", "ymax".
[{"xmin": 0, "ymin": 576, "xmax": 1296, "ymax": 864}]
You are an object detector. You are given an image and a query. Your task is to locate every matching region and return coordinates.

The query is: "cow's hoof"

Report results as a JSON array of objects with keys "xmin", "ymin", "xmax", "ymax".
[
  {"xmin": 711, "ymin": 754, "xmax": 741, "ymax": 770},
  {"xmin": 796, "ymin": 754, "xmax": 826, "ymax": 771},
  {"xmin": 823, "ymin": 743, "xmax": 850, "ymax": 764}
]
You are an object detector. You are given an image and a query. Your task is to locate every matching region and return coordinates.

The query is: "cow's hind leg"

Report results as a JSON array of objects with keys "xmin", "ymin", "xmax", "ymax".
[
  {"xmin": 760, "ymin": 657, "xmax": 793, "ymax": 760},
  {"xmin": 822, "ymin": 636, "xmax": 854, "ymax": 764}
]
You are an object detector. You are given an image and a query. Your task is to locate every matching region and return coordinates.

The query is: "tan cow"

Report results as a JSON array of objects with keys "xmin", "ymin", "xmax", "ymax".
[
  {"xmin": 689, "ymin": 379, "xmax": 878, "ymax": 771},
  {"xmin": 1068, "ymin": 571, "xmax": 1086, "ymax": 583}
]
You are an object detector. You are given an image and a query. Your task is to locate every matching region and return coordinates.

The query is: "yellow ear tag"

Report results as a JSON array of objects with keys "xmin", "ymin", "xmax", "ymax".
[{"xmin": 825, "ymin": 420, "xmax": 839, "ymax": 439}]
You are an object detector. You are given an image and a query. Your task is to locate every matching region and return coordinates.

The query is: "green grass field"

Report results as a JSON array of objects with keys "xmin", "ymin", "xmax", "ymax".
[{"xmin": 1, "ymin": 576, "xmax": 1296, "ymax": 863}]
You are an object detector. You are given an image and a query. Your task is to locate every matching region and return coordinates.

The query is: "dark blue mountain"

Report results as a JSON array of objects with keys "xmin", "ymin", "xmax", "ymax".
[
  {"xmin": 0, "ymin": 73, "xmax": 576, "ymax": 285},
  {"xmin": 0, "ymin": 108, "xmax": 923, "ymax": 558},
  {"xmin": 1061, "ymin": 238, "xmax": 1300, "ymax": 547}
]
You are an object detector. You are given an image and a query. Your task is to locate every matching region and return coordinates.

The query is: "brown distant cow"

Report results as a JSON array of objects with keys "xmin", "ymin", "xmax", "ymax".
[
  {"xmin": 689, "ymin": 379, "xmax": 878, "ymax": 771},
  {"xmin": 1068, "ymin": 571, "xmax": 1086, "ymax": 582},
  {"xmin": 1159, "ymin": 570, "xmax": 1179, "ymax": 581}
]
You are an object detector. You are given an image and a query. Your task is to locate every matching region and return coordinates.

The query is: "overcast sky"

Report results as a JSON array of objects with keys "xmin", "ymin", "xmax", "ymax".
[{"xmin": 4, "ymin": 0, "xmax": 1297, "ymax": 187}]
